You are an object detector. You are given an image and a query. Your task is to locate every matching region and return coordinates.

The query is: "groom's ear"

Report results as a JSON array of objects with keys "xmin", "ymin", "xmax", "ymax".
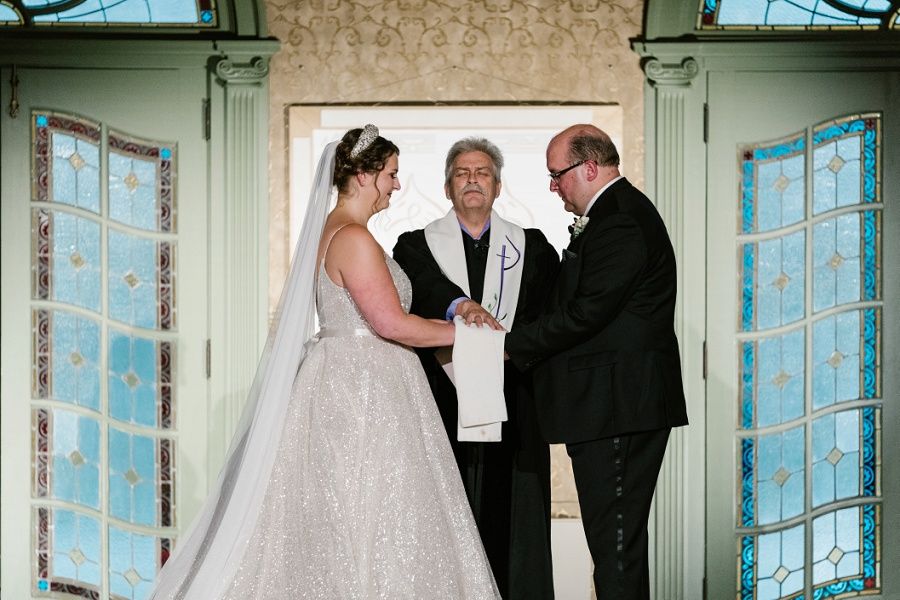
[{"xmin": 495, "ymin": 180, "xmax": 502, "ymax": 198}]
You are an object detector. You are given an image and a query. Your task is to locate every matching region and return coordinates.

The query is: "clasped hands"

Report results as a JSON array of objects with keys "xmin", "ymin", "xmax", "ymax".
[{"xmin": 455, "ymin": 299, "xmax": 504, "ymax": 332}]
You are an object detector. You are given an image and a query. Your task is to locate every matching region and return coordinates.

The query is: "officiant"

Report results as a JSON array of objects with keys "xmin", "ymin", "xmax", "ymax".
[{"xmin": 393, "ymin": 138, "xmax": 559, "ymax": 599}]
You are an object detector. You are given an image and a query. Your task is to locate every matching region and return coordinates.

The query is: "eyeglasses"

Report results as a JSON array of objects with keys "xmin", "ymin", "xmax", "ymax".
[{"xmin": 548, "ymin": 160, "xmax": 586, "ymax": 182}]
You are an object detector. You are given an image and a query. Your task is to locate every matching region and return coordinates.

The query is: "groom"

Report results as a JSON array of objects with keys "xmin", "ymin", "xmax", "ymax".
[
  {"xmin": 393, "ymin": 137, "xmax": 559, "ymax": 599},
  {"xmin": 504, "ymin": 125, "xmax": 688, "ymax": 600}
]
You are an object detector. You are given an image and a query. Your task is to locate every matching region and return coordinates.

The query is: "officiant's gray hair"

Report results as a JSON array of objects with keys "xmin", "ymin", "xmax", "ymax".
[{"xmin": 444, "ymin": 137, "xmax": 504, "ymax": 186}]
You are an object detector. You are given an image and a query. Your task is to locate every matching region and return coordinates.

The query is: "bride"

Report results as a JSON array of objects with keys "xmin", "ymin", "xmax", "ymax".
[{"xmin": 150, "ymin": 126, "xmax": 500, "ymax": 599}]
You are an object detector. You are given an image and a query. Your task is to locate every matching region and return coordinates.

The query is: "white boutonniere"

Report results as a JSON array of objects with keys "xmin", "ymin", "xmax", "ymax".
[{"xmin": 570, "ymin": 216, "xmax": 590, "ymax": 240}]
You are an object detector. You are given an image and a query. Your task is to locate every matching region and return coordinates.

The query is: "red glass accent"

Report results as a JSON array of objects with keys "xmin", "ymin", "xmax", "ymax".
[
  {"xmin": 33, "ymin": 209, "xmax": 51, "ymax": 300},
  {"xmin": 743, "ymin": 150, "xmax": 753, "ymax": 160},
  {"xmin": 159, "ymin": 438, "xmax": 173, "ymax": 527},
  {"xmin": 33, "ymin": 408, "xmax": 50, "ymax": 497},
  {"xmin": 159, "ymin": 242, "xmax": 174, "ymax": 330},
  {"xmin": 198, "ymin": 0, "xmax": 213, "ymax": 10},
  {"xmin": 159, "ymin": 341, "xmax": 172, "ymax": 429},
  {"xmin": 49, "ymin": 582, "xmax": 99, "ymax": 599},
  {"xmin": 160, "ymin": 158, "xmax": 174, "ymax": 232},
  {"xmin": 702, "ymin": 12, "xmax": 714, "ymax": 25},
  {"xmin": 36, "ymin": 507, "xmax": 50, "ymax": 579},
  {"xmin": 33, "ymin": 309, "xmax": 51, "ymax": 400},
  {"xmin": 50, "ymin": 115, "xmax": 101, "ymax": 143},
  {"xmin": 160, "ymin": 538, "xmax": 172, "ymax": 567},
  {"xmin": 33, "ymin": 123, "xmax": 50, "ymax": 203},
  {"xmin": 865, "ymin": 577, "xmax": 876, "ymax": 589}
]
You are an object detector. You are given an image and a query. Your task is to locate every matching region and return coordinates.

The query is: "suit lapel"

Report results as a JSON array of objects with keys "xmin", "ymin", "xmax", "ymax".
[
  {"xmin": 556, "ymin": 178, "xmax": 631, "ymax": 305},
  {"xmin": 566, "ymin": 177, "xmax": 630, "ymax": 250}
]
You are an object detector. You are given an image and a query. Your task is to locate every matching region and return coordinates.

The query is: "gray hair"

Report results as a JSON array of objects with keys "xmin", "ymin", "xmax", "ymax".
[
  {"xmin": 568, "ymin": 133, "xmax": 620, "ymax": 168},
  {"xmin": 444, "ymin": 137, "xmax": 504, "ymax": 186}
]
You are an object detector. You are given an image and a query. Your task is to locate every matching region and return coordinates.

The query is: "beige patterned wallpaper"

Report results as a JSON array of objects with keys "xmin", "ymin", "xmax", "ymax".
[{"xmin": 265, "ymin": 0, "xmax": 646, "ymax": 517}]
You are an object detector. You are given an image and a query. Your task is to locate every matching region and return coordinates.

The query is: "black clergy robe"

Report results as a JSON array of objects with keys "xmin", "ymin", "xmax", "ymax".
[{"xmin": 393, "ymin": 225, "xmax": 560, "ymax": 599}]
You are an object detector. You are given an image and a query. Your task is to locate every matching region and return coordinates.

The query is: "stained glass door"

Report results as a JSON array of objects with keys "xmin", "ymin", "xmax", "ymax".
[
  {"xmin": 706, "ymin": 70, "xmax": 899, "ymax": 600},
  {"xmin": 1, "ymin": 68, "xmax": 209, "ymax": 599}
]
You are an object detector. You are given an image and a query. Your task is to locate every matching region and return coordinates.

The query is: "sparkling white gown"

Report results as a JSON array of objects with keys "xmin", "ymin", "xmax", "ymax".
[{"xmin": 220, "ymin": 257, "xmax": 500, "ymax": 599}]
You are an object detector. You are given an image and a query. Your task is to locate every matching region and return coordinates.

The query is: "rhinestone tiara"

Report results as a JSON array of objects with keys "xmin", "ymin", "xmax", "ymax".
[{"xmin": 349, "ymin": 124, "xmax": 379, "ymax": 158}]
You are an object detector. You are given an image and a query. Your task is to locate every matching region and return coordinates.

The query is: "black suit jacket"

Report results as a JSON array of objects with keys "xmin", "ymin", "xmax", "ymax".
[{"xmin": 506, "ymin": 178, "xmax": 688, "ymax": 444}]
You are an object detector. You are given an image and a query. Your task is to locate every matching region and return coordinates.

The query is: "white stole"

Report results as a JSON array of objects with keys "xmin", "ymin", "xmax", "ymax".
[{"xmin": 424, "ymin": 210, "xmax": 527, "ymax": 441}]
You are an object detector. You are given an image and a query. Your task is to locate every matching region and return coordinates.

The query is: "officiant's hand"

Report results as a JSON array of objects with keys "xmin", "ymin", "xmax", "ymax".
[{"xmin": 455, "ymin": 300, "xmax": 504, "ymax": 331}]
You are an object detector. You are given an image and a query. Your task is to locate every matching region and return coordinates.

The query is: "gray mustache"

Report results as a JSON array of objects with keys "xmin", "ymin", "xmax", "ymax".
[{"xmin": 462, "ymin": 183, "xmax": 485, "ymax": 195}]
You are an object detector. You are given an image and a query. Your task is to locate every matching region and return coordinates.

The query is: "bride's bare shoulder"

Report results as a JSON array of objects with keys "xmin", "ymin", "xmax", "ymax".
[{"xmin": 327, "ymin": 223, "xmax": 382, "ymax": 263}]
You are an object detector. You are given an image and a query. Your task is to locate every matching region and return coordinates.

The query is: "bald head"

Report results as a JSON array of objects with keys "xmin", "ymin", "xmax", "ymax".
[{"xmin": 552, "ymin": 124, "xmax": 620, "ymax": 168}]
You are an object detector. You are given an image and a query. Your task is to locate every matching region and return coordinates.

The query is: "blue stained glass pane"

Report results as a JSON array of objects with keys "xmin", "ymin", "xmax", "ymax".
[
  {"xmin": 812, "ymin": 411, "xmax": 862, "ymax": 507},
  {"xmin": 755, "ymin": 153, "xmax": 804, "ymax": 231},
  {"xmin": 50, "ymin": 311, "xmax": 101, "ymax": 411},
  {"xmin": 32, "ymin": 0, "xmax": 207, "ymax": 24},
  {"xmin": 109, "ymin": 526, "xmax": 159, "ymax": 600},
  {"xmin": 52, "ymin": 211, "xmax": 101, "ymax": 312},
  {"xmin": 813, "ymin": 508, "xmax": 863, "ymax": 585},
  {"xmin": 50, "ymin": 410, "xmax": 101, "ymax": 509},
  {"xmin": 756, "ymin": 524, "xmax": 805, "ymax": 598},
  {"xmin": 740, "ymin": 342, "xmax": 755, "ymax": 428},
  {"xmin": 755, "ymin": 231, "xmax": 805, "ymax": 330},
  {"xmin": 814, "ymin": 136, "xmax": 863, "ymax": 215},
  {"xmin": 108, "ymin": 229, "xmax": 159, "ymax": 329},
  {"xmin": 835, "ymin": 138, "xmax": 862, "ymax": 207},
  {"xmin": 782, "ymin": 232, "xmax": 805, "ymax": 323},
  {"xmin": 51, "ymin": 509, "xmax": 101, "ymax": 586},
  {"xmin": 862, "ymin": 309, "xmax": 878, "ymax": 399},
  {"xmin": 862, "ymin": 211, "xmax": 878, "ymax": 301},
  {"xmin": 714, "ymin": 0, "xmax": 883, "ymax": 25},
  {"xmin": 718, "ymin": 0, "xmax": 766, "ymax": 23},
  {"xmin": 756, "ymin": 330, "xmax": 805, "ymax": 427},
  {"xmin": 813, "ymin": 215, "xmax": 862, "ymax": 312},
  {"xmin": 109, "ymin": 150, "xmax": 159, "ymax": 231},
  {"xmin": 108, "ymin": 427, "xmax": 158, "ymax": 526},
  {"xmin": 757, "ymin": 426, "xmax": 805, "ymax": 524},
  {"xmin": 812, "ymin": 312, "xmax": 861, "ymax": 410},
  {"xmin": 741, "ymin": 135, "xmax": 805, "ymax": 234},
  {"xmin": 52, "ymin": 132, "xmax": 100, "ymax": 213},
  {"xmin": 108, "ymin": 329, "xmax": 159, "ymax": 427},
  {"xmin": 835, "ymin": 214, "xmax": 861, "ymax": 305},
  {"xmin": 739, "ymin": 535, "xmax": 755, "ymax": 599},
  {"xmin": 0, "ymin": 5, "xmax": 20, "ymax": 21},
  {"xmin": 741, "ymin": 244, "xmax": 755, "ymax": 331}
]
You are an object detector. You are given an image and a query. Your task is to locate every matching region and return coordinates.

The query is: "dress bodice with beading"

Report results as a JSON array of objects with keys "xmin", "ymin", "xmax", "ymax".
[{"xmin": 316, "ymin": 255, "xmax": 412, "ymax": 332}]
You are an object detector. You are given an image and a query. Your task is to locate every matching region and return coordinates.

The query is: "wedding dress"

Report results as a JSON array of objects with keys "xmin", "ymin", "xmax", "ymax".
[
  {"xmin": 220, "ymin": 257, "xmax": 499, "ymax": 598},
  {"xmin": 149, "ymin": 140, "xmax": 499, "ymax": 599}
]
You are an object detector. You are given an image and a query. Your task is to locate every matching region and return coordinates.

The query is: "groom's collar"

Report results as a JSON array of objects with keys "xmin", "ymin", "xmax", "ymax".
[{"xmin": 582, "ymin": 174, "xmax": 624, "ymax": 216}]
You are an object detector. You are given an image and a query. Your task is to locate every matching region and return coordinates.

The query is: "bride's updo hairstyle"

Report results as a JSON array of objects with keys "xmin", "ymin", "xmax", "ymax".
[{"xmin": 333, "ymin": 125, "xmax": 400, "ymax": 193}]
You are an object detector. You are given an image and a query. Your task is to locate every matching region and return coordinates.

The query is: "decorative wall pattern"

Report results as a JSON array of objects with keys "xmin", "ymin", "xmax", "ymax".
[{"xmin": 266, "ymin": 0, "xmax": 646, "ymax": 518}]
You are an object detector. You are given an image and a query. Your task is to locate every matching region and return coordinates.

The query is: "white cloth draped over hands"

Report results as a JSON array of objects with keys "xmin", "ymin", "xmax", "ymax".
[{"xmin": 445, "ymin": 317, "xmax": 507, "ymax": 441}]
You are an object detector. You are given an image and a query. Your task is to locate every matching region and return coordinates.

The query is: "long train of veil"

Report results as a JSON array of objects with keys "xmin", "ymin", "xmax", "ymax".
[{"xmin": 150, "ymin": 141, "xmax": 339, "ymax": 599}]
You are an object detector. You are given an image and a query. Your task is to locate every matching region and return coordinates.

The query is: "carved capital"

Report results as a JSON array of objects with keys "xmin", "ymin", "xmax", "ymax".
[
  {"xmin": 644, "ymin": 58, "xmax": 699, "ymax": 87},
  {"xmin": 215, "ymin": 56, "xmax": 269, "ymax": 84}
]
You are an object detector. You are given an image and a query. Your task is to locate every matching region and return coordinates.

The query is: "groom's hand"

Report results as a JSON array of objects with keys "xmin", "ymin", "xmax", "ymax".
[{"xmin": 455, "ymin": 300, "xmax": 504, "ymax": 331}]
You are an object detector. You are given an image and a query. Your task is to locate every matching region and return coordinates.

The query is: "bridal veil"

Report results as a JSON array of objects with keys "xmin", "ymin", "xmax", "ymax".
[{"xmin": 149, "ymin": 141, "xmax": 338, "ymax": 599}]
